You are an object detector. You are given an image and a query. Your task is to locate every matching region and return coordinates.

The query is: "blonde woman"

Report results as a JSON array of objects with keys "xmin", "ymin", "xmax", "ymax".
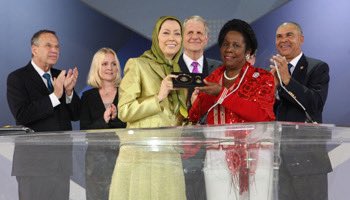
[
  {"xmin": 81, "ymin": 47, "xmax": 125, "ymax": 129},
  {"xmin": 80, "ymin": 48, "xmax": 126, "ymax": 200}
]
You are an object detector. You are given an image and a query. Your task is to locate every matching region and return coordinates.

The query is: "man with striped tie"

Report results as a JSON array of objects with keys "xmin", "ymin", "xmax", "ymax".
[{"xmin": 7, "ymin": 29, "xmax": 81, "ymax": 200}]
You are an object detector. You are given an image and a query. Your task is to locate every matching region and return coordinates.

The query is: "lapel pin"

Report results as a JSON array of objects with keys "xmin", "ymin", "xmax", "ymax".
[
  {"xmin": 300, "ymin": 66, "xmax": 304, "ymax": 70},
  {"xmin": 252, "ymin": 72, "xmax": 260, "ymax": 78}
]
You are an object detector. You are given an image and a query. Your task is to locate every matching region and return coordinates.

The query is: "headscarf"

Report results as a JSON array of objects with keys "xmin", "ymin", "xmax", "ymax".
[{"xmin": 141, "ymin": 16, "xmax": 188, "ymax": 118}]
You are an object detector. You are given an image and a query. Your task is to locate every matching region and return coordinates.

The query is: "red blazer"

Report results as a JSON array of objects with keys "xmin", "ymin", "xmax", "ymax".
[{"xmin": 189, "ymin": 62, "xmax": 275, "ymax": 124}]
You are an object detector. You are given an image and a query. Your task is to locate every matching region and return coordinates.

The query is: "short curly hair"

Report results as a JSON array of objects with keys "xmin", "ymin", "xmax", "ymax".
[{"xmin": 218, "ymin": 19, "xmax": 257, "ymax": 56}]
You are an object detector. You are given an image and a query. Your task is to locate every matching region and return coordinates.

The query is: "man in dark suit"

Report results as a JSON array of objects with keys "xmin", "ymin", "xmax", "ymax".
[
  {"xmin": 7, "ymin": 30, "xmax": 81, "ymax": 200},
  {"xmin": 179, "ymin": 15, "xmax": 221, "ymax": 200},
  {"xmin": 179, "ymin": 15, "xmax": 221, "ymax": 105},
  {"xmin": 271, "ymin": 22, "xmax": 332, "ymax": 200}
]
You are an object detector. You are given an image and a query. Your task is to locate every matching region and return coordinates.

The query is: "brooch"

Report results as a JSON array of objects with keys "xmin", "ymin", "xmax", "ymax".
[{"xmin": 252, "ymin": 72, "xmax": 260, "ymax": 78}]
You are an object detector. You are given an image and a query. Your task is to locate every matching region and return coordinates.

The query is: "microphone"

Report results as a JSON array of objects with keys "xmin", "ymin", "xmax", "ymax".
[
  {"xmin": 197, "ymin": 66, "xmax": 250, "ymax": 125},
  {"xmin": 198, "ymin": 102, "xmax": 218, "ymax": 125},
  {"xmin": 198, "ymin": 113, "xmax": 208, "ymax": 125},
  {"xmin": 273, "ymin": 60, "xmax": 316, "ymax": 124}
]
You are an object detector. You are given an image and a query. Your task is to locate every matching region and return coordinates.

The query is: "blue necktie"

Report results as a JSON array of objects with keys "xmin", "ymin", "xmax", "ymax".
[
  {"xmin": 288, "ymin": 63, "xmax": 293, "ymax": 74},
  {"xmin": 43, "ymin": 73, "xmax": 53, "ymax": 93}
]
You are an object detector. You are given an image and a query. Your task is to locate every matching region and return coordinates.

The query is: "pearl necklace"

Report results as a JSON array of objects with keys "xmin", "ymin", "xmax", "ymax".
[{"xmin": 223, "ymin": 70, "xmax": 239, "ymax": 80}]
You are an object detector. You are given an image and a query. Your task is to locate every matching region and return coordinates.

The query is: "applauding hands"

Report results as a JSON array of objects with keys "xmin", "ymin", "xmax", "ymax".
[
  {"xmin": 104, "ymin": 104, "xmax": 117, "ymax": 123},
  {"xmin": 53, "ymin": 66, "xmax": 78, "ymax": 98}
]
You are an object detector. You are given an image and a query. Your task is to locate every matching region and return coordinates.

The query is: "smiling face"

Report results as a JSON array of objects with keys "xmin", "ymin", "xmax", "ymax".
[
  {"xmin": 158, "ymin": 19, "xmax": 182, "ymax": 60},
  {"xmin": 31, "ymin": 33, "xmax": 60, "ymax": 71},
  {"xmin": 183, "ymin": 19, "xmax": 208, "ymax": 56},
  {"xmin": 98, "ymin": 53, "xmax": 119, "ymax": 82},
  {"xmin": 276, "ymin": 23, "xmax": 304, "ymax": 62},
  {"xmin": 220, "ymin": 31, "xmax": 249, "ymax": 70}
]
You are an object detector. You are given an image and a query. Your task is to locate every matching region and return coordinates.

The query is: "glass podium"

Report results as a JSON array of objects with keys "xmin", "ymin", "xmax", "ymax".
[{"xmin": 0, "ymin": 122, "xmax": 349, "ymax": 200}]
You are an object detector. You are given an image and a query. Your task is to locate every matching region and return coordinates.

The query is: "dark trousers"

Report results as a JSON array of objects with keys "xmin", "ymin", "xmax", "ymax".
[
  {"xmin": 278, "ymin": 163, "xmax": 328, "ymax": 200},
  {"xmin": 182, "ymin": 146, "xmax": 207, "ymax": 200},
  {"xmin": 85, "ymin": 145, "xmax": 119, "ymax": 200},
  {"xmin": 16, "ymin": 176, "xmax": 70, "ymax": 200}
]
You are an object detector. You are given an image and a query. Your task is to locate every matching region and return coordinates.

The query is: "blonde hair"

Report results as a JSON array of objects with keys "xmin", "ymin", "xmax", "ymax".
[{"xmin": 87, "ymin": 48, "xmax": 122, "ymax": 88}]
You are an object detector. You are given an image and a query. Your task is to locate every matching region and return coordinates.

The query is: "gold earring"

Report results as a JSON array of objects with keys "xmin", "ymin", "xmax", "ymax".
[{"xmin": 245, "ymin": 55, "xmax": 250, "ymax": 60}]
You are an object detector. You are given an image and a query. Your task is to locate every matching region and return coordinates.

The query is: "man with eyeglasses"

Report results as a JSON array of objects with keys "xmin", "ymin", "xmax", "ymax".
[{"xmin": 7, "ymin": 29, "xmax": 81, "ymax": 200}]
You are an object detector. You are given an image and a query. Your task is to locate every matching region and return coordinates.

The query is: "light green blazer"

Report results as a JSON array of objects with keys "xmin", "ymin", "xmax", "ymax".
[{"xmin": 118, "ymin": 57, "xmax": 183, "ymax": 128}]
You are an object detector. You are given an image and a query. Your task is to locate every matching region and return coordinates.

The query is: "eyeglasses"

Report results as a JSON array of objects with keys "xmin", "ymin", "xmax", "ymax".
[{"xmin": 34, "ymin": 43, "xmax": 60, "ymax": 50}]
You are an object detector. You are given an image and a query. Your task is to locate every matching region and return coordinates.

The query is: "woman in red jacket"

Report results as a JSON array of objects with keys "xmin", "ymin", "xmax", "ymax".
[{"xmin": 189, "ymin": 19, "xmax": 275, "ymax": 200}]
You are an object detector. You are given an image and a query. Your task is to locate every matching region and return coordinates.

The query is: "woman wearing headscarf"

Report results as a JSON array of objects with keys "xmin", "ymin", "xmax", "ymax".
[
  {"xmin": 189, "ymin": 19, "xmax": 275, "ymax": 200},
  {"xmin": 109, "ymin": 16, "xmax": 187, "ymax": 200}
]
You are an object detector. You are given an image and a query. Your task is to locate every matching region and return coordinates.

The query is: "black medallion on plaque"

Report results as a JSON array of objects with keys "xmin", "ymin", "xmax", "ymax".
[{"xmin": 172, "ymin": 72, "xmax": 205, "ymax": 88}]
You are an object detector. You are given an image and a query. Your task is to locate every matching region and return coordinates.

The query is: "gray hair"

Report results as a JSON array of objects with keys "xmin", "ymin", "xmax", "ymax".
[
  {"xmin": 31, "ymin": 29, "xmax": 58, "ymax": 46},
  {"xmin": 279, "ymin": 21, "xmax": 303, "ymax": 35},
  {"xmin": 183, "ymin": 15, "xmax": 209, "ymax": 36}
]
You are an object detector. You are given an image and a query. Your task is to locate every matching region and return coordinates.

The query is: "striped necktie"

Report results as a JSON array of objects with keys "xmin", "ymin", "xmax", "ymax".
[{"xmin": 43, "ymin": 73, "xmax": 53, "ymax": 93}]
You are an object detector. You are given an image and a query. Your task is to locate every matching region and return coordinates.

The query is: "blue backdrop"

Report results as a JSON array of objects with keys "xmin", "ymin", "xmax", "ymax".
[{"xmin": 0, "ymin": 0, "xmax": 349, "ymax": 126}]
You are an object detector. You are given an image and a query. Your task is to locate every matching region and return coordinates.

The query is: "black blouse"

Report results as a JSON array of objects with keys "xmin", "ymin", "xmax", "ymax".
[{"xmin": 80, "ymin": 88, "xmax": 126, "ymax": 130}]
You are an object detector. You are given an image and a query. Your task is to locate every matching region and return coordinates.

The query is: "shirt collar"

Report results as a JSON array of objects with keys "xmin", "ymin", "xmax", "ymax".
[
  {"xmin": 31, "ymin": 60, "xmax": 51, "ymax": 77},
  {"xmin": 183, "ymin": 53, "xmax": 204, "ymax": 68},
  {"xmin": 289, "ymin": 52, "xmax": 303, "ymax": 67}
]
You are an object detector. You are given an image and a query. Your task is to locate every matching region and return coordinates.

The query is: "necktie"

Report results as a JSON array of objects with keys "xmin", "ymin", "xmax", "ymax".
[
  {"xmin": 191, "ymin": 61, "xmax": 199, "ymax": 73},
  {"xmin": 288, "ymin": 63, "xmax": 293, "ymax": 74},
  {"xmin": 43, "ymin": 73, "xmax": 53, "ymax": 93}
]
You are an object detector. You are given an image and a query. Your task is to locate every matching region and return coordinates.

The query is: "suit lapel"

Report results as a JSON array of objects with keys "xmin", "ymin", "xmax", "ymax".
[
  {"xmin": 26, "ymin": 64, "xmax": 51, "ymax": 94},
  {"xmin": 179, "ymin": 54, "xmax": 211, "ymax": 77},
  {"xmin": 203, "ymin": 56, "xmax": 209, "ymax": 77},
  {"xmin": 178, "ymin": 55, "xmax": 190, "ymax": 73},
  {"xmin": 292, "ymin": 54, "xmax": 308, "ymax": 84}
]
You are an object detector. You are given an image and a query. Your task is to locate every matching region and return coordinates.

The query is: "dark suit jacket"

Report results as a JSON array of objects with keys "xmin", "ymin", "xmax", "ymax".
[
  {"xmin": 278, "ymin": 124, "xmax": 332, "ymax": 200},
  {"xmin": 178, "ymin": 54, "xmax": 221, "ymax": 77},
  {"xmin": 80, "ymin": 88, "xmax": 126, "ymax": 130},
  {"xmin": 178, "ymin": 54, "xmax": 221, "ymax": 106},
  {"xmin": 274, "ymin": 54, "xmax": 332, "ymax": 199},
  {"xmin": 178, "ymin": 55, "xmax": 220, "ymax": 200},
  {"xmin": 275, "ymin": 54, "xmax": 330, "ymax": 123},
  {"xmin": 7, "ymin": 62, "xmax": 81, "ymax": 176}
]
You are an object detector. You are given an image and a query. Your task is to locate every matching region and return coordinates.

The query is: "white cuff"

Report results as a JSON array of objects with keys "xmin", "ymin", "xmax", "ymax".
[
  {"xmin": 65, "ymin": 93, "xmax": 73, "ymax": 104},
  {"xmin": 49, "ymin": 93, "xmax": 61, "ymax": 107}
]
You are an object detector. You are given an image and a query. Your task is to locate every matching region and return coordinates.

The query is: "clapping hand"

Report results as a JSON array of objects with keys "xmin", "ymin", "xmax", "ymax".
[
  {"xmin": 104, "ymin": 104, "xmax": 117, "ymax": 123},
  {"xmin": 64, "ymin": 66, "xmax": 78, "ymax": 96},
  {"xmin": 53, "ymin": 70, "xmax": 66, "ymax": 98},
  {"xmin": 270, "ymin": 54, "xmax": 291, "ymax": 86}
]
